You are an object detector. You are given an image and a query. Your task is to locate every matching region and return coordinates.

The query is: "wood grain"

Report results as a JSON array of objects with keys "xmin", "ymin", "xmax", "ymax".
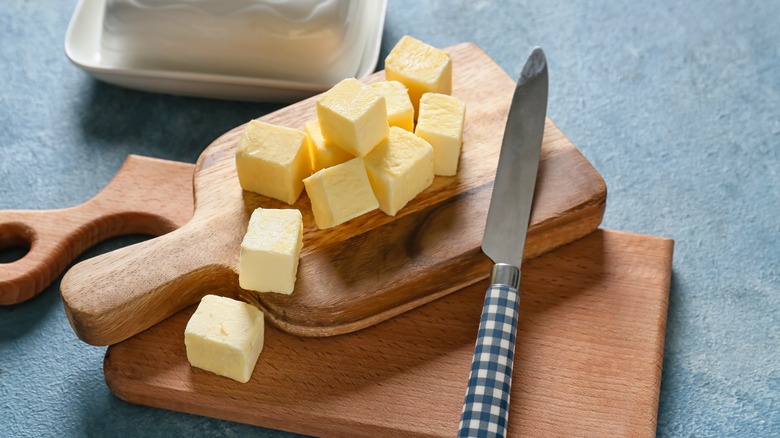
[
  {"xmin": 105, "ymin": 229, "xmax": 674, "ymax": 437},
  {"xmin": 0, "ymin": 155, "xmax": 194, "ymax": 305},
  {"xmin": 61, "ymin": 43, "xmax": 606, "ymax": 346}
]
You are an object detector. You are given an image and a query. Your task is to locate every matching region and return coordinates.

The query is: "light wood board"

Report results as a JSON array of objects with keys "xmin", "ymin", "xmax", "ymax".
[
  {"xmin": 61, "ymin": 43, "xmax": 606, "ymax": 346},
  {"xmin": 105, "ymin": 229, "xmax": 674, "ymax": 437},
  {"xmin": 0, "ymin": 155, "xmax": 194, "ymax": 305}
]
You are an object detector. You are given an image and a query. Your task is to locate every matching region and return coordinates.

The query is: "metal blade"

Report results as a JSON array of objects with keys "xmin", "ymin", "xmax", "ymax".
[{"xmin": 482, "ymin": 48, "xmax": 548, "ymax": 267}]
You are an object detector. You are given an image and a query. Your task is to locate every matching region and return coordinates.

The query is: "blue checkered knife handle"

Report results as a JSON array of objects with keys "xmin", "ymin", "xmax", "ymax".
[{"xmin": 458, "ymin": 282, "xmax": 521, "ymax": 438}]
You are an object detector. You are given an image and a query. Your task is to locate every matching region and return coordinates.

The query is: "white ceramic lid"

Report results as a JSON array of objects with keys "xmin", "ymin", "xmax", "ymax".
[{"xmin": 65, "ymin": 0, "xmax": 388, "ymax": 102}]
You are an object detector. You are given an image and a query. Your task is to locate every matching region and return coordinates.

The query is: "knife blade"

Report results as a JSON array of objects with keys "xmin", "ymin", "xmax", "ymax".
[{"xmin": 458, "ymin": 47, "xmax": 548, "ymax": 438}]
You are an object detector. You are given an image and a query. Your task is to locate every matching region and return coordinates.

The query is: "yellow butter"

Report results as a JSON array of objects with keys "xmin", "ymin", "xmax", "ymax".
[
  {"xmin": 304, "ymin": 119, "xmax": 353, "ymax": 173},
  {"xmin": 239, "ymin": 208, "xmax": 303, "ymax": 294},
  {"xmin": 364, "ymin": 126, "xmax": 434, "ymax": 216},
  {"xmin": 303, "ymin": 157, "xmax": 379, "ymax": 229},
  {"xmin": 235, "ymin": 120, "xmax": 310, "ymax": 205},
  {"xmin": 385, "ymin": 35, "xmax": 452, "ymax": 113},
  {"xmin": 368, "ymin": 81, "xmax": 414, "ymax": 132},
  {"xmin": 316, "ymin": 78, "xmax": 388, "ymax": 157},
  {"xmin": 415, "ymin": 93, "xmax": 466, "ymax": 176},
  {"xmin": 184, "ymin": 295, "xmax": 265, "ymax": 384}
]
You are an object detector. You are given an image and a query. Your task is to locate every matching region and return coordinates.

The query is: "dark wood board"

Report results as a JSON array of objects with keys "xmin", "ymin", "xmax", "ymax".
[{"xmin": 61, "ymin": 43, "xmax": 606, "ymax": 346}]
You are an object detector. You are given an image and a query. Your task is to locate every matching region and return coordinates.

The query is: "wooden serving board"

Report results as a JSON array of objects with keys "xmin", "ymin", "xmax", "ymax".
[
  {"xmin": 105, "ymin": 229, "xmax": 674, "ymax": 437},
  {"xmin": 61, "ymin": 42, "xmax": 606, "ymax": 346}
]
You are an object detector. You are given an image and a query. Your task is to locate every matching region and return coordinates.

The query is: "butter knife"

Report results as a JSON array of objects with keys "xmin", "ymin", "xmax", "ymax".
[{"xmin": 458, "ymin": 48, "xmax": 548, "ymax": 438}]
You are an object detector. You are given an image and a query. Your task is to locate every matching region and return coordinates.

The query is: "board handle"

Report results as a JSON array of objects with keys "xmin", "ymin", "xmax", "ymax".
[
  {"xmin": 0, "ymin": 155, "xmax": 194, "ymax": 305},
  {"xmin": 61, "ymin": 209, "xmax": 244, "ymax": 346}
]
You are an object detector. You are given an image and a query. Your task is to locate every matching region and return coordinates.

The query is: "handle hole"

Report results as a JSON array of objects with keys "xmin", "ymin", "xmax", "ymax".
[{"xmin": 0, "ymin": 223, "xmax": 33, "ymax": 264}]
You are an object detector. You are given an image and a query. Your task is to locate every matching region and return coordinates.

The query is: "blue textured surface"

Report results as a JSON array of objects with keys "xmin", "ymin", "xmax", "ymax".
[{"xmin": 1, "ymin": 0, "xmax": 779, "ymax": 436}]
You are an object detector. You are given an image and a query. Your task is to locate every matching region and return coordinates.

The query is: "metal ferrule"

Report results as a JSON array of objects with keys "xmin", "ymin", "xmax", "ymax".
[{"xmin": 490, "ymin": 263, "xmax": 520, "ymax": 289}]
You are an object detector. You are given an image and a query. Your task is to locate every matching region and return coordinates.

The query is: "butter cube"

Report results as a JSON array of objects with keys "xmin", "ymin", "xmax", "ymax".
[
  {"xmin": 364, "ymin": 126, "xmax": 434, "ymax": 216},
  {"xmin": 235, "ymin": 120, "xmax": 310, "ymax": 205},
  {"xmin": 369, "ymin": 81, "xmax": 414, "ymax": 132},
  {"xmin": 304, "ymin": 119, "xmax": 353, "ymax": 173},
  {"xmin": 385, "ymin": 36, "xmax": 452, "ymax": 113},
  {"xmin": 316, "ymin": 78, "xmax": 388, "ymax": 157},
  {"xmin": 239, "ymin": 208, "xmax": 303, "ymax": 294},
  {"xmin": 415, "ymin": 93, "xmax": 467, "ymax": 176},
  {"xmin": 184, "ymin": 295, "xmax": 264, "ymax": 383},
  {"xmin": 303, "ymin": 157, "xmax": 379, "ymax": 229}
]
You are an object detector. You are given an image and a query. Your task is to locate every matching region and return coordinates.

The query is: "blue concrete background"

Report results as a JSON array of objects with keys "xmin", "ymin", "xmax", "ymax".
[{"xmin": 1, "ymin": 0, "xmax": 778, "ymax": 436}]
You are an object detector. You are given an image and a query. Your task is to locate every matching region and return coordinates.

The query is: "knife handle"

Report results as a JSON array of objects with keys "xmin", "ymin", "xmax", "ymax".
[{"xmin": 458, "ymin": 279, "xmax": 521, "ymax": 438}]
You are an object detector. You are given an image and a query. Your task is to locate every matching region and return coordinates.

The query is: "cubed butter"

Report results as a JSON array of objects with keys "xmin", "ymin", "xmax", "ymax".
[
  {"xmin": 304, "ymin": 119, "xmax": 353, "ymax": 173},
  {"xmin": 316, "ymin": 78, "xmax": 389, "ymax": 157},
  {"xmin": 303, "ymin": 157, "xmax": 379, "ymax": 229},
  {"xmin": 385, "ymin": 36, "xmax": 452, "ymax": 113},
  {"xmin": 364, "ymin": 126, "xmax": 434, "ymax": 216},
  {"xmin": 184, "ymin": 294, "xmax": 265, "ymax": 384},
  {"xmin": 415, "ymin": 93, "xmax": 466, "ymax": 176},
  {"xmin": 235, "ymin": 120, "xmax": 310, "ymax": 205},
  {"xmin": 239, "ymin": 208, "xmax": 303, "ymax": 294},
  {"xmin": 369, "ymin": 81, "xmax": 414, "ymax": 132}
]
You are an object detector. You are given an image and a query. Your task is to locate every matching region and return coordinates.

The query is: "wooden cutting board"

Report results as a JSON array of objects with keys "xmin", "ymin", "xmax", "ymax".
[
  {"xmin": 0, "ymin": 155, "xmax": 194, "ymax": 305},
  {"xmin": 61, "ymin": 42, "xmax": 606, "ymax": 346},
  {"xmin": 105, "ymin": 229, "xmax": 674, "ymax": 437}
]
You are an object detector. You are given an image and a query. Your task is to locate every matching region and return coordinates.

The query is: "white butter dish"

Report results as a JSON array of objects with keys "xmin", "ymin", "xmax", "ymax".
[{"xmin": 64, "ymin": 0, "xmax": 387, "ymax": 102}]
